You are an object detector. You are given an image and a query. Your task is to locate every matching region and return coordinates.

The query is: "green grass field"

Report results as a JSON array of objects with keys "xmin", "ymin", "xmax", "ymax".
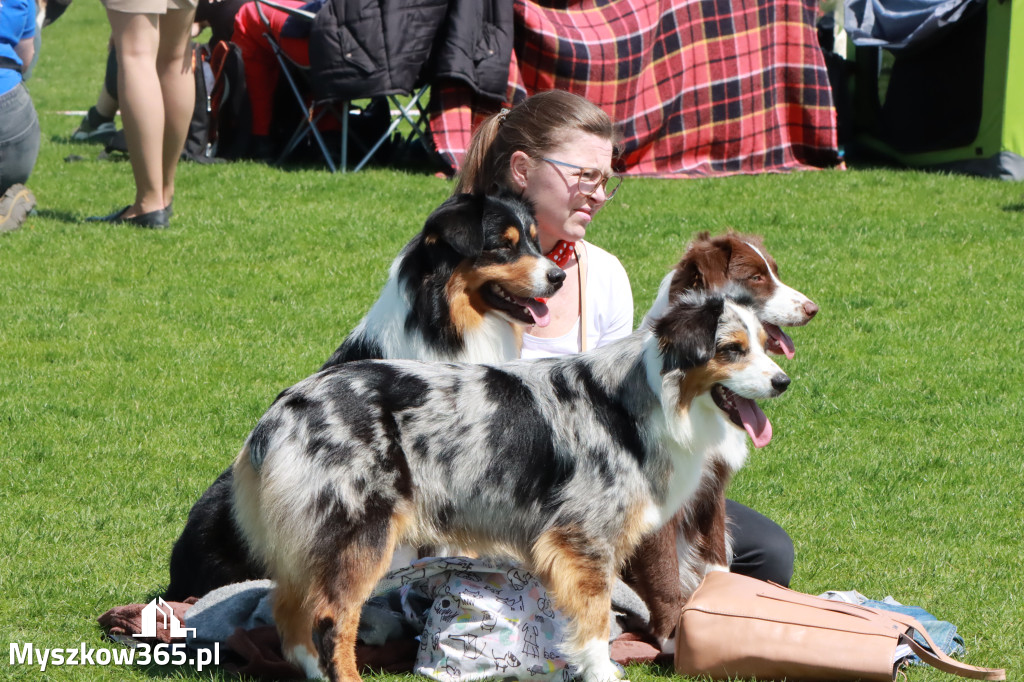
[{"xmin": 2, "ymin": 3, "xmax": 1022, "ymax": 681}]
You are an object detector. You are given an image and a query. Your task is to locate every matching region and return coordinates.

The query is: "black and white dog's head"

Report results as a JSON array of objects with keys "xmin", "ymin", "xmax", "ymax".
[
  {"xmin": 405, "ymin": 192, "xmax": 565, "ymax": 332},
  {"xmin": 651, "ymin": 290, "xmax": 790, "ymax": 448},
  {"xmin": 324, "ymin": 192, "xmax": 566, "ymax": 368}
]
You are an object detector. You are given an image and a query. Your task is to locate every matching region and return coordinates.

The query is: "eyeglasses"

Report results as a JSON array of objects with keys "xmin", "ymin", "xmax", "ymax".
[{"xmin": 538, "ymin": 157, "xmax": 622, "ymax": 200}]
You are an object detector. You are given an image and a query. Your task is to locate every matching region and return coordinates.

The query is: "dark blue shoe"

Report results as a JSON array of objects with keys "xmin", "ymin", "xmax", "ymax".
[{"xmin": 87, "ymin": 205, "xmax": 170, "ymax": 228}]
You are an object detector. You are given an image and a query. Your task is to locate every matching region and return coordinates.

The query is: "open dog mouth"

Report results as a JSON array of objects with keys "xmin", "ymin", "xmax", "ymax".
[
  {"xmin": 711, "ymin": 384, "xmax": 773, "ymax": 448},
  {"xmin": 483, "ymin": 283, "xmax": 552, "ymax": 327},
  {"xmin": 763, "ymin": 323, "xmax": 795, "ymax": 359}
]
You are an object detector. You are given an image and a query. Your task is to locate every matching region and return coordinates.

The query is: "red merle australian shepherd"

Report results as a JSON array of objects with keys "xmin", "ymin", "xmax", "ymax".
[
  {"xmin": 163, "ymin": 192, "xmax": 564, "ymax": 602},
  {"xmin": 624, "ymin": 230, "xmax": 818, "ymax": 649},
  {"xmin": 231, "ymin": 286, "xmax": 790, "ymax": 682}
]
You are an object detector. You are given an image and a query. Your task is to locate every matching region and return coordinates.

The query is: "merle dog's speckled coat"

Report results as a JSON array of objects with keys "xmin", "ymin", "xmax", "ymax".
[{"xmin": 231, "ymin": 290, "xmax": 790, "ymax": 682}]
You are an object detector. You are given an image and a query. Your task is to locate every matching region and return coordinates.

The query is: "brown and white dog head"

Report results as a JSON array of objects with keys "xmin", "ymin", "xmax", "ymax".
[{"xmin": 646, "ymin": 231, "xmax": 818, "ymax": 359}]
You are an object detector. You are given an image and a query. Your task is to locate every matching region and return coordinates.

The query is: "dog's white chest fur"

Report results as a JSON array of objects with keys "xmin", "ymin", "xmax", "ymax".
[
  {"xmin": 461, "ymin": 314, "xmax": 521, "ymax": 363},
  {"xmin": 651, "ymin": 384, "xmax": 749, "ymax": 526}
]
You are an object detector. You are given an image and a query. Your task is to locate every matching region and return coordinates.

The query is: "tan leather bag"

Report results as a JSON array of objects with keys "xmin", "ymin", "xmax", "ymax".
[{"xmin": 675, "ymin": 571, "xmax": 1005, "ymax": 681}]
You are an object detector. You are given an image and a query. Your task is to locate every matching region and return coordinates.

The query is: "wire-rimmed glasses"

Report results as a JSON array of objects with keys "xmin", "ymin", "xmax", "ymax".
[{"xmin": 538, "ymin": 157, "xmax": 622, "ymax": 199}]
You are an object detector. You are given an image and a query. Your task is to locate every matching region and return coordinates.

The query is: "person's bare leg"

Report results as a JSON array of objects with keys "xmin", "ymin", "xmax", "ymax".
[
  {"xmin": 155, "ymin": 6, "xmax": 195, "ymax": 210},
  {"xmin": 107, "ymin": 10, "xmax": 165, "ymax": 218}
]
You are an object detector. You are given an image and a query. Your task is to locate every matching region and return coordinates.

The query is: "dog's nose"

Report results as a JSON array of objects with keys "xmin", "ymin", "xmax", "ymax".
[
  {"xmin": 548, "ymin": 267, "xmax": 566, "ymax": 288},
  {"xmin": 803, "ymin": 300, "xmax": 819, "ymax": 318},
  {"xmin": 771, "ymin": 373, "xmax": 790, "ymax": 394}
]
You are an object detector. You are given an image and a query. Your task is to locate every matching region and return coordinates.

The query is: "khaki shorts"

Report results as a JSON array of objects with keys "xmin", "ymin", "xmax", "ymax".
[{"xmin": 101, "ymin": 0, "xmax": 197, "ymax": 12}]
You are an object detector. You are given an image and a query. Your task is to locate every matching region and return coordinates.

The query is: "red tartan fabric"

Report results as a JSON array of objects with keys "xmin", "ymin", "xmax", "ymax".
[{"xmin": 428, "ymin": 0, "xmax": 840, "ymax": 177}]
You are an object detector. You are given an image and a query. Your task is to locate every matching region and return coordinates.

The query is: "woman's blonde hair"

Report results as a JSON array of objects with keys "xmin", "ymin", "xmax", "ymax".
[{"xmin": 454, "ymin": 90, "xmax": 617, "ymax": 195}]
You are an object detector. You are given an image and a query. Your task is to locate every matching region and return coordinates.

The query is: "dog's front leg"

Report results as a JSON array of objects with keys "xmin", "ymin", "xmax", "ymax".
[
  {"xmin": 694, "ymin": 466, "xmax": 731, "ymax": 573},
  {"xmin": 620, "ymin": 520, "xmax": 683, "ymax": 651},
  {"xmin": 532, "ymin": 529, "xmax": 624, "ymax": 682}
]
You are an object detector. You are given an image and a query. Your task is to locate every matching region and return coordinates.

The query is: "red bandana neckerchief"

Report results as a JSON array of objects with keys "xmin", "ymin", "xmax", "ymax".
[{"xmin": 546, "ymin": 240, "xmax": 576, "ymax": 269}]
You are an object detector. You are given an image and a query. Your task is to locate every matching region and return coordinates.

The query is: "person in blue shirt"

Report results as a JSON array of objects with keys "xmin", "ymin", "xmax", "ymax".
[{"xmin": 0, "ymin": 0, "xmax": 39, "ymax": 234}]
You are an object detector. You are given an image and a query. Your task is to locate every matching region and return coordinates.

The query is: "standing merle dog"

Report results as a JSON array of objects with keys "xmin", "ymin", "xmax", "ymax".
[{"xmin": 231, "ymin": 289, "xmax": 790, "ymax": 682}]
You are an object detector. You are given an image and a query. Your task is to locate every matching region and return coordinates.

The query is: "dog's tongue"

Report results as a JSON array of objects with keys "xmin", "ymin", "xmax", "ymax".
[
  {"xmin": 514, "ymin": 295, "xmax": 551, "ymax": 327},
  {"xmin": 763, "ymin": 323, "xmax": 795, "ymax": 359},
  {"xmin": 734, "ymin": 396, "xmax": 773, "ymax": 448}
]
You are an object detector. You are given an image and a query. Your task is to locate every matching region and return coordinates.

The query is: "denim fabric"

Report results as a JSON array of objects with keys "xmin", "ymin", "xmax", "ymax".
[
  {"xmin": 0, "ymin": 82, "xmax": 40, "ymax": 191},
  {"xmin": 862, "ymin": 599, "xmax": 966, "ymax": 663}
]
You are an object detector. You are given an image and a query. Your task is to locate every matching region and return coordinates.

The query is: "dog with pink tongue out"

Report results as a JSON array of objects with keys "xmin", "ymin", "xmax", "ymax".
[{"xmin": 623, "ymin": 231, "xmax": 818, "ymax": 651}]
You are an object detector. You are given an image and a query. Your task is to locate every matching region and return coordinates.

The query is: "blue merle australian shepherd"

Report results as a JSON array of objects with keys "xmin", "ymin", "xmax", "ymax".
[
  {"xmin": 230, "ymin": 287, "xmax": 791, "ymax": 682},
  {"xmin": 163, "ymin": 192, "xmax": 565, "ymax": 602}
]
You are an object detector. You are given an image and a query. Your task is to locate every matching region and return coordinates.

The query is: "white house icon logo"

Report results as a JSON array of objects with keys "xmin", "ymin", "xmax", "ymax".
[{"xmin": 134, "ymin": 597, "xmax": 196, "ymax": 638}]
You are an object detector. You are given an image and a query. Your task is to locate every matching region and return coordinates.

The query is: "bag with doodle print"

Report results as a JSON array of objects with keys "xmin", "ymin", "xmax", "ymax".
[{"xmin": 373, "ymin": 557, "xmax": 577, "ymax": 682}]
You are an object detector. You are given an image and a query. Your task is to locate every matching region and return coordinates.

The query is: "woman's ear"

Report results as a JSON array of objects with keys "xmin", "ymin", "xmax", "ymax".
[{"xmin": 509, "ymin": 151, "xmax": 532, "ymax": 191}]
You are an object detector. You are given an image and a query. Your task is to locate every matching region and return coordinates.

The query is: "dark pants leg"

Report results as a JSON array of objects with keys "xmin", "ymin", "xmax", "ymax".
[
  {"xmin": 726, "ymin": 499, "xmax": 794, "ymax": 586},
  {"xmin": 105, "ymin": 46, "xmax": 119, "ymax": 101}
]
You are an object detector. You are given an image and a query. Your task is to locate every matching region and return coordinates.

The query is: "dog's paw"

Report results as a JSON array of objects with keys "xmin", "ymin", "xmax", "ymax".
[
  {"xmin": 573, "ymin": 638, "xmax": 626, "ymax": 682},
  {"xmin": 288, "ymin": 644, "xmax": 324, "ymax": 679},
  {"xmin": 582, "ymin": 659, "xmax": 625, "ymax": 682}
]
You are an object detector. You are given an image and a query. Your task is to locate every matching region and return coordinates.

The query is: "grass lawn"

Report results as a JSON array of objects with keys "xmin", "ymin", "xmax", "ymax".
[{"xmin": 2, "ymin": 3, "xmax": 1022, "ymax": 681}]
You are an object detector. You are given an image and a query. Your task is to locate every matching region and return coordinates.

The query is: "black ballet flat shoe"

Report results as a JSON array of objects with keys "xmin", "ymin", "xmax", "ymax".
[{"xmin": 87, "ymin": 205, "xmax": 170, "ymax": 228}]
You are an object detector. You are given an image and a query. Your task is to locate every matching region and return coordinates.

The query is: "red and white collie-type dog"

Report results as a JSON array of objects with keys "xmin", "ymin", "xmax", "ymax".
[
  {"xmin": 163, "ymin": 192, "xmax": 564, "ymax": 602},
  {"xmin": 624, "ymin": 230, "xmax": 818, "ymax": 648},
  {"xmin": 231, "ymin": 286, "xmax": 790, "ymax": 682}
]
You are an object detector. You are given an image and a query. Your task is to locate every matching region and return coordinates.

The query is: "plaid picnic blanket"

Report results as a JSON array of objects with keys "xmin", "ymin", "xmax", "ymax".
[{"xmin": 428, "ymin": 0, "xmax": 841, "ymax": 177}]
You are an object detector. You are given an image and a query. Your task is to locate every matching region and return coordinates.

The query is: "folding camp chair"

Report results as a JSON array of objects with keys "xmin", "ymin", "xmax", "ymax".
[{"xmin": 253, "ymin": 0, "xmax": 431, "ymax": 172}]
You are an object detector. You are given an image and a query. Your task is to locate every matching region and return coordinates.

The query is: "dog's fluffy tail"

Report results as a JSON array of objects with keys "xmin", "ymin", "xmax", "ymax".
[{"xmin": 229, "ymin": 443, "xmax": 270, "ymax": 574}]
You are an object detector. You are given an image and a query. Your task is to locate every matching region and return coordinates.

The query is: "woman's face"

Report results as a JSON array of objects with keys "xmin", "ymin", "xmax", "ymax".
[{"xmin": 511, "ymin": 130, "xmax": 615, "ymax": 253}]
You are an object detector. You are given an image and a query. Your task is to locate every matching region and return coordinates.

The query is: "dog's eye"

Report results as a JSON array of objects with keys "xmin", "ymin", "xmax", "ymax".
[
  {"xmin": 749, "ymin": 274, "xmax": 764, "ymax": 283},
  {"xmin": 719, "ymin": 342, "xmax": 746, "ymax": 357}
]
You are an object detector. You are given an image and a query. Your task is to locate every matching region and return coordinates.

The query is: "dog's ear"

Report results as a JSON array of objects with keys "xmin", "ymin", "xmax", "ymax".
[
  {"xmin": 655, "ymin": 293, "xmax": 724, "ymax": 373},
  {"xmin": 422, "ymin": 193, "xmax": 485, "ymax": 259},
  {"xmin": 671, "ymin": 235, "xmax": 731, "ymax": 294}
]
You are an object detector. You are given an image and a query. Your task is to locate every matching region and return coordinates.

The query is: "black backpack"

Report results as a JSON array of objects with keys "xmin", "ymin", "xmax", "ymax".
[
  {"xmin": 208, "ymin": 40, "xmax": 253, "ymax": 161},
  {"xmin": 181, "ymin": 41, "xmax": 252, "ymax": 162},
  {"xmin": 181, "ymin": 42, "xmax": 218, "ymax": 163}
]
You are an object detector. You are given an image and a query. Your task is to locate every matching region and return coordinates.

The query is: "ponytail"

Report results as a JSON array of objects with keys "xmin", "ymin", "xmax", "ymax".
[{"xmin": 454, "ymin": 112, "xmax": 505, "ymax": 195}]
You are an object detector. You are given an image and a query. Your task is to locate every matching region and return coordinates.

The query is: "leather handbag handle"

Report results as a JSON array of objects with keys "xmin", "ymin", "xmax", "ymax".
[
  {"xmin": 899, "ymin": 632, "xmax": 1005, "ymax": 680},
  {"xmin": 880, "ymin": 610, "xmax": 1005, "ymax": 680}
]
